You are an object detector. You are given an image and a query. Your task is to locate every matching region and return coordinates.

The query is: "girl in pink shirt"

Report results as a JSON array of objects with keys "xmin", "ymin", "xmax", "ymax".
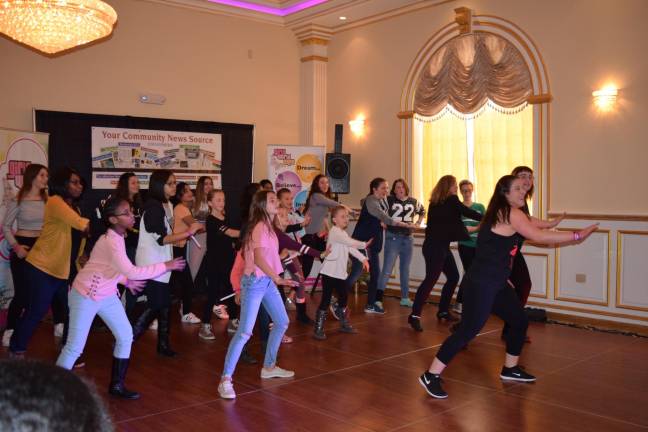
[
  {"xmin": 218, "ymin": 190, "xmax": 298, "ymax": 400},
  {"xmin": 56, "ymin": 197, "xmax": 185, "ymax": 400}
]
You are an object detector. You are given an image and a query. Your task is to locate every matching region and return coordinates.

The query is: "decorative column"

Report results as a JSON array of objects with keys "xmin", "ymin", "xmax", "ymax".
[{"xmin": 294, "ymin": 24, "xmax": 332, "ymax": 147}]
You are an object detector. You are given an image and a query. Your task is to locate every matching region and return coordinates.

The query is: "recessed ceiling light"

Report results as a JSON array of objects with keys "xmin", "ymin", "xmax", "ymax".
[{"xmin": 339, "ymin": 16, "xmax": 347, "ymax": 20}]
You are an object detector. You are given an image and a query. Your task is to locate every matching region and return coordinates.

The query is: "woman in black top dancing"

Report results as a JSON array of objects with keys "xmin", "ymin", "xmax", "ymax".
[
  {"xmin": 408, "ymin": 175, "xmax": 482, "ymax": 331},
  {"xmin": 418, "ymin": 175, "xmax": 597, "ymax": 399}
]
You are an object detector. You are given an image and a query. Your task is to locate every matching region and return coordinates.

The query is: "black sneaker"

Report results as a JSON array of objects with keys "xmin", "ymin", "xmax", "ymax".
[
  {"xmin": 500, "ymin": 365, "xmax": 536, "ymax": 382},
  {"xmin": 418, "ymin": 371, "xmax": 448, "ymax": 399},
  {"xmin": 408, "ymin": 315, "xmax": 423, "ymax": 332}
]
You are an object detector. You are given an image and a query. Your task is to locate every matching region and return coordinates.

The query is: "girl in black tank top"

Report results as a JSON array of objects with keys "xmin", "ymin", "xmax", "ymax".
[{"xmin": 417, "ymin": 175, "xmax": 598, "ymax": 399}]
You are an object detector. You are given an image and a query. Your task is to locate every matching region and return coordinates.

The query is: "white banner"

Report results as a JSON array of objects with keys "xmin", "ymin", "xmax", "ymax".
[
  {"xmin": 91, "ymin": 127, "xmax": 222, "ymax": 189},
  {"xmin": 0, "ymin": 128, "xmax": 49, "ymax": 311},
  {"xmin": 267, "ymin": 144, "xmax": 325, "ymax": 209}
]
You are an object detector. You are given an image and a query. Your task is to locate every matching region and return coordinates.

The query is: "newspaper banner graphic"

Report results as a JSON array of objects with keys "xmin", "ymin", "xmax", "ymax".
[{"xmin": 91, "ymin": 127, "xmax": 222, "ymax": 189}]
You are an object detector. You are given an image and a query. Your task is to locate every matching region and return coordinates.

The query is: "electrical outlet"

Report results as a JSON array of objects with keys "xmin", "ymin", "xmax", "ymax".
[{"xmin": 575, "ymin": 273, "xmax": 586, "ymax": 283}]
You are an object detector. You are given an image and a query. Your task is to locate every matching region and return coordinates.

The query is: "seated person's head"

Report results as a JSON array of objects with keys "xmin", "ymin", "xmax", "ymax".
[{"xmin": 0, "ymin": 360, "xmax": 112, "ymax": 432}]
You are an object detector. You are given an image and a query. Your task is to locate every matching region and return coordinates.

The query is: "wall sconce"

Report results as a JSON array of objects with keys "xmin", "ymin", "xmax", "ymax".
[
  {"xmin": 348, "ymin": 116, "xmax": 366, "ymax": 137},
  {"xmin": 592, "ymin": 85, "xmax": 618, "ymax": 112}
]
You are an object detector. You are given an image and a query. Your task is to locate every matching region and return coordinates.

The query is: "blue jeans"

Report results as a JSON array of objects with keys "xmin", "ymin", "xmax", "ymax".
[
  {"xmin": 222, "ymin": 275, "xmax": 289, "ymax": 377},
  {"xmin": 10, "ymin": 262, "xmax": 68, "ymax": 353},
  {"xmin": 346, "ymin": 245, "xmax": 381, "ymax": 305},
  {"xmin": 57, "ymin": 289, "xmax": 133, "ymax": 369},
  {"xmin": 378, "ymin": 232, "xmax": 414, "ymax": 299}
]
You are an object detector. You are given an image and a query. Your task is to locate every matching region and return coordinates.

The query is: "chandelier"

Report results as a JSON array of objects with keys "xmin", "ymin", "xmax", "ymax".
[{"xmin": 0, "ymin": 0, "xmax": 117, "ymax": 55}]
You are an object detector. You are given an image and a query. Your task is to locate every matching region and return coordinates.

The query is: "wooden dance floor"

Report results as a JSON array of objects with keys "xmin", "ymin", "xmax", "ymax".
[{"xmin": 7, "ymin": 293, "xmax": 648, "ymax": 431}]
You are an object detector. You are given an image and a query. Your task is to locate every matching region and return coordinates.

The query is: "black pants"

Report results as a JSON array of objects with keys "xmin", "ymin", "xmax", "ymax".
[
  {"xmin": 436, "ymin": 280, "xmax": 529, "ymax": 365},
  {"xmin": 456, "ymin": 244, "xmax": 476, "ymax": 304},
  {"xmin": 6, "ymin": 236, "xmax": 38, "ymax": 330},
  {"xmin": 171, "ymin": 246, "xmax": 194, "ymax": 315},
  {"xmin": 412, "ymin": 240, "xmax": 459, "ymax": 317},
  {"xmin": 300, "ymin": 234, "xmax": 326, "ymax": 281},
  {"xmin": 204, "ymin": 267, "xmax": 236, "ymax": 323},
  {"xmin": 318, "ymin": 274, "xmax": 348, "ymax": 311},
  {"xmin": 144, "ymin": 279, "xmax": 171, "ymax": 310}
]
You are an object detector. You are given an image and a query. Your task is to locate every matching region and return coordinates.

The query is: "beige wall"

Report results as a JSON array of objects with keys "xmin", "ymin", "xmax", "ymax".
[
  {"xmin": 0, "ymin": 0, "xmax": 301, "ymax": 181},
  {"xmin": 327, "ymin": 0, "xmax": 648, "ymax": 215}
]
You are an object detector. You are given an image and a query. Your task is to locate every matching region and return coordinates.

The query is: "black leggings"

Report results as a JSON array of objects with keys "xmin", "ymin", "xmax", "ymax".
[
  {"xmin": 171, "ymin": 246, "xmax": 194, "ymax": 315},
  {"xmin": 412, "ymin": 240, "xmax": 459, "ymax": 317},
  {"xmin": 6, "ymin": 236, "xmax": 38, "ymax": 330},
  {"xmin": 318, "ymin": 274, "xmax": 348, "ymax": 311},
  {"xmin": 510, "ymin": 253, "xmax": 532, "ymax": 306},
  {"xmin": 436, "ymin": 280, "xmax": 529, "ymax": 365},
  {"xmin": 456, "ymin": 244, "xmax": 476, "ymax": 304},
  {"xmin": 300, "ymin": 234, "xmax": 326, "ymax": 281},
  {"xmin": 204, "ymin": 267, "xmax": 236, "ymax": 323}
]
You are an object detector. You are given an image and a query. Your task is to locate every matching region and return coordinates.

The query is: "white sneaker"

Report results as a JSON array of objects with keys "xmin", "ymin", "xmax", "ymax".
[
  {"xmin": 149, "ymin": 319, "xmax": 158, "ymax": 331},
  {"xmin": 218, "ymin": 379, "xmax": 236, "ymax": 399},
  {"xmin": 212, "ymin": 304, "xmax": 230, "ymax": 320},
  {"xmin": 2, "ymin": 329, "xmax": 13, "ymax": 347},
  {"xmin": 199, "ymin": 323, "xmax": 216, "ymax": 340},
  {"xmin": 181, "ymin": 312, "xmax": 201, "ymax": 324},
  {"xmin": 227, "ymin": 318, "xmax": 239, "ymax": 335},
  {"xmin": 261, "ymin": 366, "xmax": 295, "ymax": 379},
  {"xmin": 53, "ymin": 323, "xmax": 64, "ymax": 338}
]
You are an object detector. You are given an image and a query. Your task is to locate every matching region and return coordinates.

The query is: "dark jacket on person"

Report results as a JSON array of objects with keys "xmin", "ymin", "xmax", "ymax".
[{"xmin": 423, "ymin": 195, "xmax": 483, "ymax": 243}]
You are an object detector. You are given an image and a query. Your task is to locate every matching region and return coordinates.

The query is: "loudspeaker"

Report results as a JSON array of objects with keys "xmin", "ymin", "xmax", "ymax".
[{"xmin": 326, "ymin": 152, "xmax": 351, "ymax": 194}]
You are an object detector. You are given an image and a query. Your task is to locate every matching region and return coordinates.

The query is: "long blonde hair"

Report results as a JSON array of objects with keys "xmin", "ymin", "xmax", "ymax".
[
  {"xmin": 429, "ymin": 175, "xmax": 457, "ymax": 206},
  {"xmin": 192, "ymin": 176, "xmax": 212, "ymax": 214}
]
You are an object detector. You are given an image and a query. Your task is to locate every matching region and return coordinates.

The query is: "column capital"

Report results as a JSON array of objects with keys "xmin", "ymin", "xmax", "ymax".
[{"xmin": 293, "ymin": 24, "xmax": 333, "ymax": 45}]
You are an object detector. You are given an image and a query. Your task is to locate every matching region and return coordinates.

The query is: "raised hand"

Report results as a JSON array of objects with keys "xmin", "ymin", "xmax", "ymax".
[
  {"xmin": 576, "ymin": 223, "xmax": 599, "ymax": 242},
  {"xmin": 166, "ymin": 257, "xmax": 186, "ymax": 272}
]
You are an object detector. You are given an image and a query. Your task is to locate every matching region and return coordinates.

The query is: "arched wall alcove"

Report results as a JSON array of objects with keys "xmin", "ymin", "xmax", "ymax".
[{"xmin": 398, "ymin": 8, "xmax": 552, "ymax": 216}]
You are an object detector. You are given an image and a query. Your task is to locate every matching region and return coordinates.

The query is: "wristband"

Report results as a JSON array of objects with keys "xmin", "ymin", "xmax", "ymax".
[{"xmin": 573, "ymin": 232, "xmax": 580, "ymax": 241}]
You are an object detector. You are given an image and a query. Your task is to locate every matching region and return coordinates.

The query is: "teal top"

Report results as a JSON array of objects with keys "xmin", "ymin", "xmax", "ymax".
[{"xmin": 459, "ymin": 202, "xmax": 485, "ymax": 248}]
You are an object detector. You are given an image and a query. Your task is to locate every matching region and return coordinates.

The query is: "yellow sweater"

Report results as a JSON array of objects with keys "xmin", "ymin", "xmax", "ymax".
[{"xmin": 26, "ymin": 195, "xmax": 90, "ymax": 280}]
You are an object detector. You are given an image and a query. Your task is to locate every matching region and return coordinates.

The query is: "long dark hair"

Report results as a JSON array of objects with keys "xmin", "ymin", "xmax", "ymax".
[
  {"xmin": 241, "ymin": 190, "xmax": 275, "ymax": 250},
  {"xmin": 16, "ymin": 164, "xmax": 48, "ymax": 204},
  {"xmin": 148, "ymin": 170, "xmax": 173, "ymax": 203},
  {"xmin": 481, "ymin": 175, "xmax": 520, "ymax": 228},
  {"xmin": 115, "ymin": 172, "xmax": 141, "ymax": 209},
  {"xmin": 49, "ymin": 167, "xmax": 83, "ymax": 200},
  {"xmin": 304, "ymin": 174, "xmax": 332, "ymax": 214},
  {"xmin": 173, "ymin": 182, "xmax": 192, "ymax": 207}
]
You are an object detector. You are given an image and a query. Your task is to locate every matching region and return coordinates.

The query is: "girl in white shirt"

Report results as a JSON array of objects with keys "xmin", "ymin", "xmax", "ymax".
[{"xmin": 314, "ymin": 206, "xmax": 370, "ymax": 340}]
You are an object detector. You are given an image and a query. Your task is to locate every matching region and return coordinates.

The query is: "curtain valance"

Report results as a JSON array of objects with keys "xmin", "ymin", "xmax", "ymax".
[{"xmin": 413, "ymin": 33, "xmax": 532, "ymax": 117}]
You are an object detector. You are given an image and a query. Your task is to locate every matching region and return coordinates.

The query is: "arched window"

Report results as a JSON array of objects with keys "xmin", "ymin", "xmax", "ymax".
[{"xmin": 399, "ymin": 10, "xmax": 551, "ymax": 215}]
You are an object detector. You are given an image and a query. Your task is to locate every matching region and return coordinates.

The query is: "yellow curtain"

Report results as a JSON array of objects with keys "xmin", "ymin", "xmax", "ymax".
[
  {"xmin": 418, "ymin": 112, "xmax": 468, "ymax": 203},
  {"xmin": 472, "ymin": 104, "xmax": 533, "ymax": 206}
]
